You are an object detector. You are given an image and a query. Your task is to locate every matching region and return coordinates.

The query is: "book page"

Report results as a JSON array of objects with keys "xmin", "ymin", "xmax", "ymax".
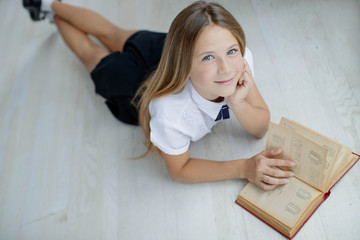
[
  {"xmin": 238, "ymin": 178, "xmax": 322, "ymax": 228},
  {"xmin": 279, "ymin": 117, "xmax": 342, "ymax": 187},
  {"xmin": 326, "ymin": 145, "xmax": 354, "ymax": 188},
  {"xmin": 267, "ymin": 123, "xmax": 328, "ymax": 191},
  {"xmin": 330, "ymin": 145, "xmax": 352, "ymax": 176}
]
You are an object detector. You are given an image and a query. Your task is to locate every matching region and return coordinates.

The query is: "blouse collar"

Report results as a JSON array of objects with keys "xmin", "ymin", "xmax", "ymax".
[{"xmin": 187, "ymin": 80, "xmax": 226, "ymax": 121}]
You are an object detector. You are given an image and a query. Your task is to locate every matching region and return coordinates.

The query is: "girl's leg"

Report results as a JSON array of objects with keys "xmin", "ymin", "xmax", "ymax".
[
  {"xmin": 51, "ymin": 1, "xmax": 137, "ymax": 53},
  {"xmin": 53, "ymin": 15, "xmax": 109, "ymax": 72}
]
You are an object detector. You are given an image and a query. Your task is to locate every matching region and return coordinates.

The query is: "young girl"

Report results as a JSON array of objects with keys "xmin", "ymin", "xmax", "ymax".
[{"xmin": 23, "ymin": 0, "xmax": 295, "ymax": 190}]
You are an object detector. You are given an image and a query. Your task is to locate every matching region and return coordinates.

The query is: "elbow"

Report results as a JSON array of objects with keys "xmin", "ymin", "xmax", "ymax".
[
  {"xmin": 253, "ymin": 112, "xmax": 270, "ymax": 139},
  {"xmin": 172, "ymin": 175, "xmax": 186, "ymax": 182},
  {"xmin": 253, "ymin": 129, "xmax": 268, "ymax": 139},
  {"xmin": 168, "ymin": 169, "xmax": 180, "ymax": 181},
  {"xmin": 169, "ymin": 170, "xmax": 188, "ymax": 182},
  {"xmin": 162, "ymin": 152, "xmax": 192, "ymax": 182},
  {"xmin": 253, "ymin": 124, "xmax": 269, "ymax": 138},
  {"xmin": 168, "ymin": 166, "xmax": 192, "ymax": 183}
]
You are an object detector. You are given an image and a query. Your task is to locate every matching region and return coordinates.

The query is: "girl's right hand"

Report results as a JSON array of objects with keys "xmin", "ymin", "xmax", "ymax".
[
  {"xmin": 226, "ymin": 59, "xmax": 253, "ymax": 109},
  {"xmin": 243, "ymin": 149, "xmax": 295, "ymax": 190}
]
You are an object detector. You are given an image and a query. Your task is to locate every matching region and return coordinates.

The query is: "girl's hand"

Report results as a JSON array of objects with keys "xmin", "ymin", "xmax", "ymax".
[
  {"xmin": 226, "ymin": 59, "xmax": 254, "ymax": 108},
  {"xmin": 243, "ymin": 149, "xmax": 295, "ymax": 190}
]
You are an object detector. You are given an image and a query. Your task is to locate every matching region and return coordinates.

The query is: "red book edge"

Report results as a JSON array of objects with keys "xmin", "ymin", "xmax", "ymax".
[{"xmin": 235, "ymin": 152, "xmax": 360, "ymax": 240}]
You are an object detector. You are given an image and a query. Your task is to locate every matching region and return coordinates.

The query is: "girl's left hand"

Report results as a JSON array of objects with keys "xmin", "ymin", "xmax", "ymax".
[{"xmin": 226, "ymin": 59, "xmax": 254, "ymax": 108}]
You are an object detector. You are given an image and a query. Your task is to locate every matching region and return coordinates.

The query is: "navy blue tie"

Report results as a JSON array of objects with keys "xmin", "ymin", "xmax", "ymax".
[{"xmin": 215, "ymin": 105, "xmax": 230, "ymax": 121}]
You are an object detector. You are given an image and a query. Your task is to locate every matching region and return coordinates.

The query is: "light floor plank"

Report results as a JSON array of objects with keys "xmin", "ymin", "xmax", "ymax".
[{"xmin": 0, "ymin": 0, "xmax": 359, "ymax": 239}]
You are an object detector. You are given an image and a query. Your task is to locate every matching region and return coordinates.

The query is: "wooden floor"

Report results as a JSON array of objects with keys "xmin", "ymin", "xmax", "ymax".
[{"xmin": 1, "ymin": 0, "xmax": 359, "ymax": 239}]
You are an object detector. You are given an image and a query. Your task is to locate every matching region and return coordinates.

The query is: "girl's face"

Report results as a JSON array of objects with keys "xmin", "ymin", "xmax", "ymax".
[{"xmin": 190, "ymin": 25, "xmax": 245, "ymax": 101}]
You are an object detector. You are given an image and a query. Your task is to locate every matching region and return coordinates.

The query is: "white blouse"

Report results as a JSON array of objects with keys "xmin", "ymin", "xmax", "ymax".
[{"xmin": 149, "ymin": 47, "xmax": 254, "ymax": 155}]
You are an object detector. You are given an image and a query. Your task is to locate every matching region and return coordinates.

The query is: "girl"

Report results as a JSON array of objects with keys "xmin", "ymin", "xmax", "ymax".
[{"xmin": 23, "ymin": 0, "xmax": 295, "ymax": 190}]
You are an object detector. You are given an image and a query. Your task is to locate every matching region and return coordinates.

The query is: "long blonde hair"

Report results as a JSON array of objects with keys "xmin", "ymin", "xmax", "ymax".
[{"xmin": 135, "ymin": 1, "xmax": 246, "ymax": 154}]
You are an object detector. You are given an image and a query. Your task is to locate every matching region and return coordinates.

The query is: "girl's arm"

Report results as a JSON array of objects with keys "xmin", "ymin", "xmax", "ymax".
[
  {"xmin": 162, "ymin": 148, "xmax": 295, "ymax": 190},
  {"xmin": 226, "ymin": 60, "xmax": 270, "ymax": 138}
]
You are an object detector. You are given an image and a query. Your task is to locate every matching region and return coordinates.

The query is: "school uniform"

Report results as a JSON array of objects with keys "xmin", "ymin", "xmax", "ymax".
[
  {"xmin": 90, "ymin": 30, "xmax": 167, "ymax": 125},
  {"xmin": 90, "ymin": 30, "xmax": 254, "ymax": 155},
  {"xmin": 150, "ymin": 46, "xmax": 253, "ymax": 155}
]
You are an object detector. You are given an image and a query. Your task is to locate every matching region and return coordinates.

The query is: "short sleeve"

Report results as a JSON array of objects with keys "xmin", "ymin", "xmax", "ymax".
[{"xmin": 150, "ymin": 117, "xmax": 190, "ymax": 155}]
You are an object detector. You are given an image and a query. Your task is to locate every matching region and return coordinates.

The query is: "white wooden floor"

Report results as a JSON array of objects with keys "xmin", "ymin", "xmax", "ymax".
[{"xmin": 1, "ymin": 0, "xmax": 359, "ymax": 239}]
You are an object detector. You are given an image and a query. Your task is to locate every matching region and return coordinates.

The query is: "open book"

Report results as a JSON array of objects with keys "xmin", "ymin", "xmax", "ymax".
[{"xmin": 235, "ymin": 117, "xmax": 360, "ymax": 239}]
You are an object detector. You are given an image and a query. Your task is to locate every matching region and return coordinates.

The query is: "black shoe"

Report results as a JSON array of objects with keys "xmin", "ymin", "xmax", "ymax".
[{"xmin": 23, "ymin": 0, "xmax": 46, "ymax": 21}]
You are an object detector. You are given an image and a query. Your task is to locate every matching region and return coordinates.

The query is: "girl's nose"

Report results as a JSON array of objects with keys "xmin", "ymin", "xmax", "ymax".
[{"xmin": 217, "ymin": 58, "xmax": 231, "ymax": 75}]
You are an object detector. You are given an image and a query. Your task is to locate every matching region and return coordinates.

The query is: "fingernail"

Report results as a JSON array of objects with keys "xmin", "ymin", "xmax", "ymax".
[{"xmin": 290, "ymin": 162, "xmax": 295, "ymax": 166}]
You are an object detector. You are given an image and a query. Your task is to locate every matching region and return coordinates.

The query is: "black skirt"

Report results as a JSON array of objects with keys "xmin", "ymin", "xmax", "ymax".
[{"xmin": 90, "ymin": 31, "xmax": 167, "ymax": 125}]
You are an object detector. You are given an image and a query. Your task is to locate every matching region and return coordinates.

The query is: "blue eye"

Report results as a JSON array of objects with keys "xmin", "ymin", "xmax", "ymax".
[
  {"xmin": 227, "ymin": 49, "xmax": 238, "ymax": 55},
  {"xmin": 202, "ymin": 55, "xmax": 213, "ymax": 61}
]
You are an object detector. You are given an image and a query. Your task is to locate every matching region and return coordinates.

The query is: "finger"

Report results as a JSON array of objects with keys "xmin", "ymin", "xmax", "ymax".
[
  {"xmin": 241, "ymin": 72, "xmax": 254, "ymax": 87},
  {"xmin": 239, "ymin": 70, "xmax": 246, "ymax": 81},
  {"xmin": 238, "ymin": 72, "xmax": 245, "ymax": 84},
  {"xmin": 243, "ymin": 59, "xmax": 252, "ymax": 74},
  {"xmin": 262, "ymin": 175, "xmax": 290, "ymax": 185},
  {"xmin": 262, "ymin": 148, "xmax": 282, "ymax": 158},
  {"xmin": 259, "ymin": 181, "xmax": 278, "ymax": 191},
  {"xmin": 268, "ymin": 158, "xmax": 296, "ymax": 168},
  {"xmin": 265, "ymin": 167, "xmax": 295, "ymax": 178},
  {"xmin": 243, "ymin": 59, "xmax": 249, "ymax": 68},
  {"xmin": 238, "ymin": 78, "xmax": 248, "ymax": 88}
]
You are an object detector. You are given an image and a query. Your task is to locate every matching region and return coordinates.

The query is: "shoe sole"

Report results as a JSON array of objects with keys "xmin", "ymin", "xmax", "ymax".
[{"xmin": 23, "ymin": 0, "xmax": 44, "ymax": 21}]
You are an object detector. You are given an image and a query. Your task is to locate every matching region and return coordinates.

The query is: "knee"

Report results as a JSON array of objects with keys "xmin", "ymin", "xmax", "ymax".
[
  {"xmin": 75, "ymin": 40, "xmax": 96, "ymax": 61},
  {"xmin": 77, "ymin": 43, "xmax": 109, "ymax": 72},
  {"xmin": 96, "ymin": 24, "xmax": 118, "ymax": 40}
]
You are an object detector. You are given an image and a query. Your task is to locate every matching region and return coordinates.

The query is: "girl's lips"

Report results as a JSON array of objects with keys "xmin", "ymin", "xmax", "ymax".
[{"xmin": 215, "ymin": 78, "xmax": 234, "ymax": 85}]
